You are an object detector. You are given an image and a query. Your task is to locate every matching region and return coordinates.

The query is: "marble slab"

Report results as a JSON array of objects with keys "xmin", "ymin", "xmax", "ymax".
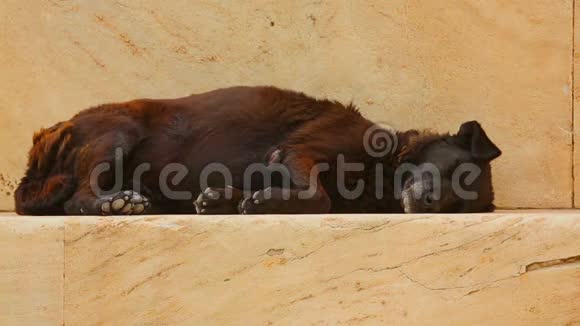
[{"xmin": 62, "ymin": 213, "xmax": 580, "ymax": 325}]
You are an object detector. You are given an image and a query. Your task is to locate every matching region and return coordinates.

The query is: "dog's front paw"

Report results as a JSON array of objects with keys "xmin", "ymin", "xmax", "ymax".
[{"xmin": 96, "ymin": 190, "xmax": 150, "ymax": 215}]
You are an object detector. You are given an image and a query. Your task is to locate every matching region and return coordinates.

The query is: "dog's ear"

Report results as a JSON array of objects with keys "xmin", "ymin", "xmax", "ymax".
[{"xmin": 457, "ymin": 121, "xmax": 502, "ymax": 161}]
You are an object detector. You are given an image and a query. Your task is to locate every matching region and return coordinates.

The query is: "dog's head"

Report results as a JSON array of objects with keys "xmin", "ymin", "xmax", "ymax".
[{"xmin": 399, "ymin": 121, "xmax": 502, "ymax": 213}]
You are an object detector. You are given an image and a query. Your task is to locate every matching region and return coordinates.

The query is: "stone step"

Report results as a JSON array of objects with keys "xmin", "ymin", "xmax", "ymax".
[{"xmin": 1, "ymin": 212, "xmax": 579, "ymax": 325}]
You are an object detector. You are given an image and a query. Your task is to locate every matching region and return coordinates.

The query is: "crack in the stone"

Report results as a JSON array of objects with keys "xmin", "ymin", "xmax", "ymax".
[
  {"xmin": 66, "ymin": 219, "xmax": 143, "ymax": 243},
  {"xmin": 384, "ymin": 216, "xmax": 435, "ymax": 228},
  {"xmin": 524, "ymin": 254, "xmax": 580, "ymax": 272},
  {"xmin": 124, "ymin": 262, "xmax": 184, "ymax": 296},
  {"xmin": 499, "ymin": 230, "xmax": 521, "ymax": 244},
  {"xmin": 266, "ymin": 248, "xmax": 285, "ymax": 256},
  {"xmin": 358, "ymin": 221, "xmax": 392, "ymax": 232},
  {"xmin": 399, "ymin": 253, "xmax": 580, "ymax": 298},
  {"xmin": 458, "ymin": 266, "xmax": 475, "ymax": 278},
  {"xmin": 286, "ymin": 238, "xmax": 337, "ymax": 262},
  {"xmin": 322, "ymin": 219, "xmax": 524, "ymax": 284},
  {"xmin": 399, "ymin": 270, "xmax": 518, "ymax": 293},
  {"xmin": 240, "ymin": 235, "xmax": 354, "ymax": 280},
  {"xmin": 324, "ymin": 220, "xmax": 392, "ymax": 231},
  {"xmin": 427, "ymin": 216, "xmax": 502, "ymax": 239},
  {"xmin": 88, "ymin": 245, "xmax": 139, "ymax": 273},
  {"xmin": 322, "ymin": 265, "xmax": 404, "ymax": 284},
  {"xmin": 266, "ymin": 286, "xmax": 340, "ymax": 312},
  {"xmin": 323, "ymin": 216, "xmax": 434, "ymax": 232},
  {"xmin": 67, "ymin": 230, "xmax": 93, "ymax": 243}
]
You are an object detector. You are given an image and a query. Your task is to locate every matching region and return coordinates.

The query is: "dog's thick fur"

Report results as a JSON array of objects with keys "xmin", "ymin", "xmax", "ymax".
[{"xmin": 15, "ymin": 86, "xmax": 501, "ymax": 215}]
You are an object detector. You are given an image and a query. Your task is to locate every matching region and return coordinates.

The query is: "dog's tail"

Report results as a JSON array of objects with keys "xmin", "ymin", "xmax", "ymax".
[{"xmin": 15, "ymin": 122, "xmax": 77, "ymax": 215}]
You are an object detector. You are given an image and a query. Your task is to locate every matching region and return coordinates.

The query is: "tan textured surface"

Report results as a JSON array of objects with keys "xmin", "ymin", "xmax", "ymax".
[
  {"xmin": 0, "ymin": 217, "xmax": 64, "ymax": 325},
  {"xmin": 575, "ymin": 0, "xmax": 580, "ymax": 208},
  {"xmin": 0, "ymin": 0, "xmax": 574, "ymax": 210},
  {"xmin": 62, "ymin": 213, "xmax": 580, "ymax": 325}
]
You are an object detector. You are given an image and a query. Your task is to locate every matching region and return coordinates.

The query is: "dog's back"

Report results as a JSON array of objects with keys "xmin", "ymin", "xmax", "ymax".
[{"xmin": 15, "ymin": 86, "xmax": 363, "ymax": 214}]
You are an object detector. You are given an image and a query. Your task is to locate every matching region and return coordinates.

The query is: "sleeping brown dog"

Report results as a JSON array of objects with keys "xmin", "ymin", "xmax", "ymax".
[{"xmin": 15, "ymin": 86, "xmax": 501, "ymax": 215}]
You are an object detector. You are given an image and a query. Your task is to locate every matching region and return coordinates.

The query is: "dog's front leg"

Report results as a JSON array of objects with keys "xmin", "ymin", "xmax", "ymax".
[{"xmin": 238, "ymin": 155, "xmax": 331, "ymax": 214}]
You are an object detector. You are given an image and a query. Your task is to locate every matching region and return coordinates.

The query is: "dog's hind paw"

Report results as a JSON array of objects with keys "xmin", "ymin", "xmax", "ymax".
[
  {"xmin": 97, "ymin": 190, "xmax": 150, "ymax": 215},
  {"xmin": 194, "ymin": 186, "xmax": 242, "ymax": 215}
]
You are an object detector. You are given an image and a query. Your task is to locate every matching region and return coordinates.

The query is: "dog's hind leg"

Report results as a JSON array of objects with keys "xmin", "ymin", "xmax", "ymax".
[
  {"xmin": 193, "ymin": 186, "xmax": 245, "ymax": 214},
  {"xmin": 63, "ymin": 128, "xmax": 151, "ymax": 215}
]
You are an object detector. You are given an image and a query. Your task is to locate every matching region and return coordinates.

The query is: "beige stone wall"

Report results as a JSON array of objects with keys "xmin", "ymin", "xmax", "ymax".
[
  {"xmin": 575, "ymin": 0, "xmax": 580, "ymax": 208},
  {"xmin": 1, "ymin": 212, "xmax": 578, "ymax": 325},
  {"xmin": 0, "ymin": 0, "xmax": 575, "ymax": 210}
]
